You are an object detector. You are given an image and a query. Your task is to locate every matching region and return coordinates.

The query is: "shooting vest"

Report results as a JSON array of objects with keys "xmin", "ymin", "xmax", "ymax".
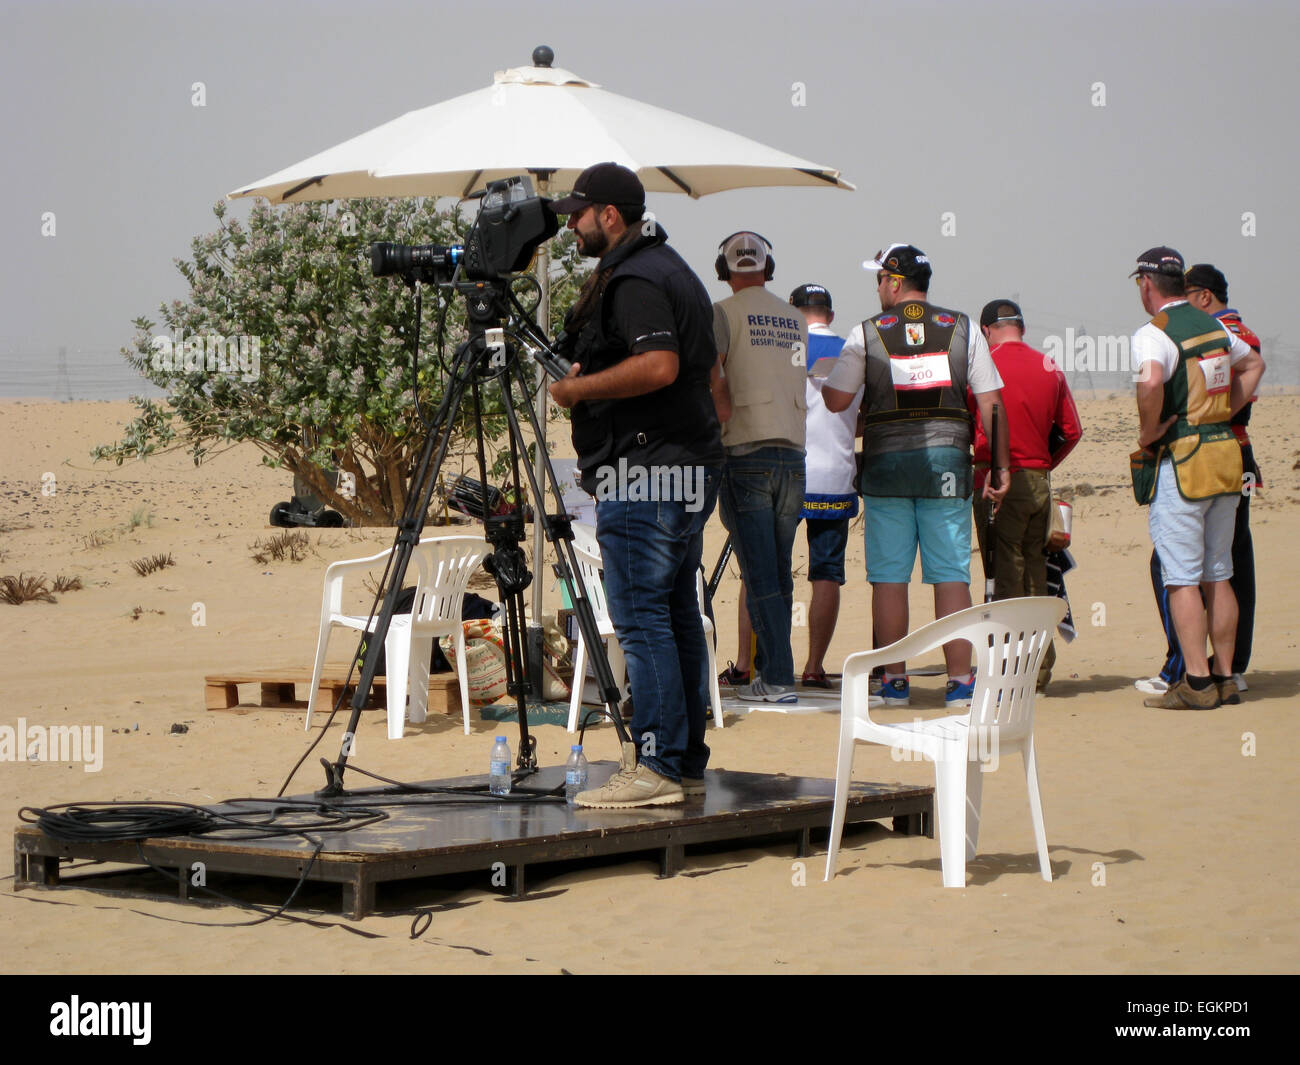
[
  {"xmin": 858, "ymin": 300, "xmax": 972, "ymax": 498},
  {"xmin": 1151, "ymin": 303, "xmax": 1242, "ymax": 501},
  {"xmin": 567, "ymin": 228, "xmax": 722, "ymax": 495}
]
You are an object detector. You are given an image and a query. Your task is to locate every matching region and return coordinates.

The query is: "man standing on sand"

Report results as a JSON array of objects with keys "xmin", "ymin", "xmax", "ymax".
[
  {"xmin": 712, "ymin": 231, "xmax": 808, "ymax": 705},
  {"xmin": 823, "ymin": 244, "xmax": 1009, "ymax": 709},
  {"xmin": 972, "ymin": 298, "xmax": 1083, "ymax": 693},
  {"xmin": 791, "ymin": 283, "xmax": 861, "ymax": 687},
  {"xmin": 547, "ymin": 163, "xmax": 722, "ymax": 806},
  {"xmin": 1128, "ymin": 247, "xmax": 1264, "ymax": 710},
  {"xmin": 1136, "ymin": 263, "xmax": 1262, "ymax": 699}
]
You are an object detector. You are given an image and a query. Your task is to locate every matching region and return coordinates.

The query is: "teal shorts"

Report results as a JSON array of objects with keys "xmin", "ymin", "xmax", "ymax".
[{"xmin": 864, "ymin": 495, "xmax": 971, "ymax": 585}]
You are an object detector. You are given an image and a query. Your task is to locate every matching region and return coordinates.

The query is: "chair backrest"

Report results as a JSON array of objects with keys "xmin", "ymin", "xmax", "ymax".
[
  {"xmin": 963, "ymin": 597, "xmax": 1064, "ymax": 738},
  {"xmin": 406, "ymin": 536, "xmax": 489, "ymax": 630},
  {"xmin": 569, "ymin": 523, "xmax": 612, "ymax": 629}
]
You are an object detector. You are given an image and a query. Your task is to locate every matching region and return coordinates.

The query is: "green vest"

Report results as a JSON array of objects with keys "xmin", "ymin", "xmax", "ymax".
[{"xmin": 1150, "ymin": 303, "xmax": 1241, "ymax": 501}]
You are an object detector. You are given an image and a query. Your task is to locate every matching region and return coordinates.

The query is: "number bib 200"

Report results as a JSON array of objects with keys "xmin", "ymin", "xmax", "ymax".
[{"xmin": 889, "ymin": 353, "xmax": 953, "ymax": 391}]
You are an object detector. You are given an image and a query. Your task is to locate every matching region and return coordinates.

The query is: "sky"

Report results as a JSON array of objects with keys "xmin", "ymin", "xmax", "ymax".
[{"xmin": 2, "ymin": 0, "xmax": 1297, "ymax": 399}]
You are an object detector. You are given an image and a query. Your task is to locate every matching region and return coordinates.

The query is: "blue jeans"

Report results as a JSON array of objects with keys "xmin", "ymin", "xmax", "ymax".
[
  {"xmin": 719, "ymin": 446, "xmax": 804, "ymax": 686},
  {"xmin": 596, "ymin": 466, "xmax": 720, "ymax": 781}
]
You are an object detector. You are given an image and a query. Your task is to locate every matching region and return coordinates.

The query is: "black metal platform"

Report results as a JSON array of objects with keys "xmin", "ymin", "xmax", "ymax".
[{"xmin": 13, "ymin": 765, "xmax": 933, "ymax": 919}]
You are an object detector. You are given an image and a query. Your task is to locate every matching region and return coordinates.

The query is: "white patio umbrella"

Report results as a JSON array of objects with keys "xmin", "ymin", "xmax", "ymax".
[
  {"xmin": 229, "ymin": 48, "xmax": 853, "ymax": 205},
  {"xmin": 230, "ymin": 46, "xmax": 854, "ymax": 619}
]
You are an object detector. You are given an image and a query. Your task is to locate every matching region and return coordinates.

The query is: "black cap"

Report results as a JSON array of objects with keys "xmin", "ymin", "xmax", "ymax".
[
  {"xmin": 1130, "ymin": 246, "xmax": 1185, "ymax": 278},
  {"xmin": 980, "ymin": 299, "xmax": 1024, "ymax": 329},
  {"xmin": 863, "ymin": 243, "xmax": 932, "ymax": 283},
  {"xmin": 549, "ymin": 162, "xmax": 645, "ymax": 214},
  {"xmin": 1185, "ymin": 263, "xmax": 1228, "ymax": 303},
  {"xmin": 790, "ymin": 283, "xmax": 832, "ymax": 309}
]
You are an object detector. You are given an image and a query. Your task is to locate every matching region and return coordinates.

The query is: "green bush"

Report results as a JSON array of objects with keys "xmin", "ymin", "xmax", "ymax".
[{"xmin": 96, "ymin": 197, "xmax": 587, "ymax": 524}]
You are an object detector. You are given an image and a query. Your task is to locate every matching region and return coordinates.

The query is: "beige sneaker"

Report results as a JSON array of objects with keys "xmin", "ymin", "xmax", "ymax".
[
  {"xmin": 576, "ymin": 761, "xmax": 684, "ymax": 808},
  {"xmin": 681, "ymin": 776, "xmax": 705, "ymax": 799},
  {"xmin": 1143, "ymin": 677, "xmax": 1221, "ymax": 711},
  {"xmin": 1217, "ymin": 676, "xmax": 1241, "ymax": 705}
]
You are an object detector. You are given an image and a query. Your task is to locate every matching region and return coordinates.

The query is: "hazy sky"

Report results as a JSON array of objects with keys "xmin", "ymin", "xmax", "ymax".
[{"xmin": 3, "ymin": 0, "xmax": 1297, "ymax": 397}]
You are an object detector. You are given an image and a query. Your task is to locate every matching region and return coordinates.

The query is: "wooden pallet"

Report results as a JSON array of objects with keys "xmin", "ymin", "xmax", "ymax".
[{"xmin": 204, "ymin": 668, "xmax": 461, "ymax": 714}]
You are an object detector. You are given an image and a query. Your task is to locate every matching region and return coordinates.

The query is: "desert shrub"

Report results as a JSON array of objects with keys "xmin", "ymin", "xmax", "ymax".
[{"xmin": 130, "ymin": 553, "xmax": 175, "ymax": 576}]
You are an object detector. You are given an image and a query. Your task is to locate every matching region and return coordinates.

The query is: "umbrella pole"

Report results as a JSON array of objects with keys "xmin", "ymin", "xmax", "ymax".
[
  {"xmin": 521, "ymin": 172, "xmax": 553, "ymax": 700},
  {"xmin": 529, "ymin": 173, "xmax": 552, "ymax": 627}
]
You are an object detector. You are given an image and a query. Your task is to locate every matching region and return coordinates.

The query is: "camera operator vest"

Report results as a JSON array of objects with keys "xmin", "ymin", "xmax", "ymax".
[
  {"xmin": 1150, "ymin": 303, "xmax": 1242, "ymax": 501},
  {"xmin": 566, "ymin": 229, "xmax": 722, "ymax": 495},
  {"xmin": 857, "ymin": 300, "xmax": 972, "ymax": 498}
]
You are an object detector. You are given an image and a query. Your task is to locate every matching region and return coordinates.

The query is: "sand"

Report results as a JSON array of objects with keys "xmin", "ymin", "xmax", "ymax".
[{"xmin": 1, "ymin": 396, "xmax": 1296, "ymax": 974}]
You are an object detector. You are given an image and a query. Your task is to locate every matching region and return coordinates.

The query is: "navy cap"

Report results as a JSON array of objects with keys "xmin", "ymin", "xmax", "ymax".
[
  {"xmin": 790, "ymin": 283, "xmax": 832, "ymax": 309},
  {"xmin": 980, "ymin": 298, "xmax": 1024, "ymax": 329},
  {"xmin": 1130, "ymin": 246, "xmax": 1185, "ymax": 278}
]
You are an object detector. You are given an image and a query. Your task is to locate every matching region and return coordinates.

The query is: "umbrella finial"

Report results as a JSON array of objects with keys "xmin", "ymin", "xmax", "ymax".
[{"xmin": 532, "ymin": 45, "xmax": 554, "ymax": 68}]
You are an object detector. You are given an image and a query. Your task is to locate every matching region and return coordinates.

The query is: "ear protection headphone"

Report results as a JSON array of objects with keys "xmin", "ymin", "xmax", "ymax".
[{"xmin": 715, "ymin": 231, "xmax": 775, "ymax": 282}]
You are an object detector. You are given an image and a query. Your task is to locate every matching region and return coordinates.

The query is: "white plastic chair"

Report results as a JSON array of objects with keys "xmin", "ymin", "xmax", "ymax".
[
  {"xmin": 697, "ymin": 568, "xmax": 725, "ymax": 730},
  {"xmin": 306, "ymin": 535, "xmax": 489, "ymax": 739},
  {"xmin": 564, "ymin": 525, "xmax": 724, "ymax": 732},
  {"xmin": 565, "ymin": 524, "xmax": 627, "ymax": 733},
  {"xmin": 824, "ymin": 597, "xmax": 1065, "ymax": 888}
]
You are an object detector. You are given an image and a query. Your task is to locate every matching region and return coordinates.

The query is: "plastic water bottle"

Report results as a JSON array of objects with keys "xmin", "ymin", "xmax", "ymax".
[
  {"xmin": 489, "ymin": 736, "xmax": 511, "ymax": 796},
  {"xmin": 564, "ymin": 745, "xmax": 589, "ymax": 806}
]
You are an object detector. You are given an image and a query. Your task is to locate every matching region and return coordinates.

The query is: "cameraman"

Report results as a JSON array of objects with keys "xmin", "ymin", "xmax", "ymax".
[{"xmin": 548, "ymin": 162, "xmax": 723, "ymax": 808}]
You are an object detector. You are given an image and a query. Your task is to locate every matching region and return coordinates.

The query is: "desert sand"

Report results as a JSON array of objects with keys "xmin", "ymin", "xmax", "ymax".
[{"xmin": 1, "ymin": 395, "xmax": 1296, "ymax": 974}]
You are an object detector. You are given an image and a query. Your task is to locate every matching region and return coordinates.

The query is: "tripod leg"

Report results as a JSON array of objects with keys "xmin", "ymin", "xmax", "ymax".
[
  {"xmin": 502, "ymin": 358, "xmax": 632, "ymax": 747},
  {"xmin": 318, "ymin": 336, "xmax": 482, "ymax": 794}
]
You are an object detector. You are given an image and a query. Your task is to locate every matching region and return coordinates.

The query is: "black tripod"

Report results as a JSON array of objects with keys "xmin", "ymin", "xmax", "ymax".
[{"xmin": 316, "ymin": 278, "xmax": 631, "ymax": 797}]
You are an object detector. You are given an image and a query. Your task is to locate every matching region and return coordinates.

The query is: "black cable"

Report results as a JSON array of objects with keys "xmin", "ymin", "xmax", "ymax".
[
  {"xmin": 130, "ymin": 839, "xmax": 326, "ymax": 928},
  {"xmin": 338, "ymin": 762, "xmax": 563, "ymax": 800},
  {"xmin": 18, "ymin": 799, "xmax": 388, "ymax": 843}
]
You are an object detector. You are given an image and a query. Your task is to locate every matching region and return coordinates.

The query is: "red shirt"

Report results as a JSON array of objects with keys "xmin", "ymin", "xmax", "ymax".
[{"xmin": 969, "ymin": 340, "xmax": 1083, "ymax": 486}]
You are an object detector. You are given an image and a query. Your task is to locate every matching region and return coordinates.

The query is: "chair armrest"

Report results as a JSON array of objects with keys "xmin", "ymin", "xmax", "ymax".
[{"xmin": 320, "ymin": 548, "xmax": 395, "ymax": 618}]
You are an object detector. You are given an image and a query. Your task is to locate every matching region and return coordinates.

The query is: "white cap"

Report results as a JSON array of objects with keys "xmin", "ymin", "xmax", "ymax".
[{"xmin": 721, "ymin": 231, "xmax": 769, "ymax": 273}]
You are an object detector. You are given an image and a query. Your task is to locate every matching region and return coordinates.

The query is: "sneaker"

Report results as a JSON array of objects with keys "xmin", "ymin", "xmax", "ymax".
[
  {"xmin": 1143, "ymin": 677, "xmax": 1221, "ymax": 711},
  {"xmin": 736, "ymin": 679, "xmax": 798, "ymax": 704},
  {"xmin": 1216, "ymin": 676, "xmax": 1242, "ymax": 706},
  {"xmin": 1231, "ymin": 673, "xmax": 1248, "ymax": 693},
  {"xmin": 1134, "ymin": 676, "xmax": 1170, "ymax": 696},
  {"xmin": 880, "ymin": 678, "xmax": 910, "ymax": 707},
  {"xmin": 718, "ymin": 662, "xmax": 750, "ymax": 687},
  {"xmin": 945, "ymin": 677, "xmax": 975, "ymax": 708},
  {"xmin": 575, "ymin": 762, "xmax": 684, "ymax": 808},
  {"xmin": 681, "ymin": 776, "xmax": 705, "ymax": 799},
  {"xmin": 801, "ymin": 670, "xmax": 832, "ymax": 690}
]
